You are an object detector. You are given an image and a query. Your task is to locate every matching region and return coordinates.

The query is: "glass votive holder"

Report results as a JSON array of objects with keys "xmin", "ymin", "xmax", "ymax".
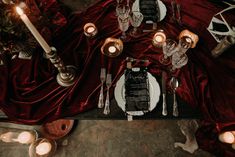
[
  {"xmin": 152, "ymin": 30, "xmax": 166, "ymax": 48},
  {"xmin": 83, "ymin": 23, "xmax": 98, "ymax": 37},
  {"xmin": 101, "ymin": 37, "xmax": 123, "ymax": 57},
  {"xmin": 0, "ymin": 130, "xmax": 38, "ymax": 144},
  {"xmin": 178, "ymin": 29, "xmax": 199, "ymax": 48},
  {"xmin": 29, "ymin": 138, "xmax": 57, "ymax": 157},
  {"xmin": 218, "ymin": 131, "xmax": 235, "ymax": 144}
]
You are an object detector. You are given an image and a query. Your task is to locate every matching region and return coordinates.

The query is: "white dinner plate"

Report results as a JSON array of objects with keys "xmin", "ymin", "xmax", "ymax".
[
  {"xmin": 114, "ymin": 72, "xmax": 161, "ymax": 116},
  {"xmin": 132, "ymin": 0, "xmax": 167, "ymax": 21}
]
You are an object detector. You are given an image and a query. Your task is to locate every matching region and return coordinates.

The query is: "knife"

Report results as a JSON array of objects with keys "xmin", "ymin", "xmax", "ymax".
[{"xmin": 161, "ymin": 71, "xmax": 167, "ymax": 116}]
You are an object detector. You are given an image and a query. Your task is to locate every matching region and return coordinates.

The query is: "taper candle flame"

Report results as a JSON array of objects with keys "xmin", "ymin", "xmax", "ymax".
[{"xmin": 16, "ymin": 6, "xmax": 23, "ymax": 16}]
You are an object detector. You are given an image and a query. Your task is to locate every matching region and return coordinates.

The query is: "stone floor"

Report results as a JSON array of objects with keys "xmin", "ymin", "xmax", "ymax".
[{"xmin": 0, "ymin": 120, "xmax": 214, "ymax": 157}]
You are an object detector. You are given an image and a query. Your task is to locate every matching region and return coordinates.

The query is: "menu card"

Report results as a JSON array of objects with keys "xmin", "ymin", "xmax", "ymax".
[{"xmin": 125, "ymin": 67, "xmax": 150, "ymax": 112}]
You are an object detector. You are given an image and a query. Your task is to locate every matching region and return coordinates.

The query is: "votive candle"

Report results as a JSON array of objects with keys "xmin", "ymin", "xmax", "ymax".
[{"xmin": 218, "ymin": 131, "xmax": 235, "ymax": 144}]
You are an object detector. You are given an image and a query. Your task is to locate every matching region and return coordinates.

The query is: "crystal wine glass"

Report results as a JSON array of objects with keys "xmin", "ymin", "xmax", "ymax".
[
  {"xmin": 159, "ymin": 39, "xmax": 177, "ymax": 65},
  {"xmin": 171, "ymin": 52, "xmax": 188, "ymax": 71},
  {"xmin": 118, "ymin": 15, "xmax": 130, "ymax": 40},
  {"xmin": 170, "ymin": 36, "xmax": 193, "ymax": 71},
  {"xmin": 116, "ymin": 3, "xmax": 130, "ymax": 17},
  {"xmin": 129, "ymin": 11, "xmax": 144, "ymax": 36}
]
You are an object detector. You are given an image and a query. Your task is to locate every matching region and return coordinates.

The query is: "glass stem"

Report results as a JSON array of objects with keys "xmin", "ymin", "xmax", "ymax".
[
  {"xmin": 122, "ymin": 31, "xmax": 126, "ymax": 39},
  {"xmin": 133, "ymin": 27, "xmax": 137, "ymax": 34}
]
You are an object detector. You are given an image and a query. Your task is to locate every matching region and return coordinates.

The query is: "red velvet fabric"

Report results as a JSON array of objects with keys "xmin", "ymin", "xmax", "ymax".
[{"xmin": 0, "ymin": 0, "xmax": 235, "ymax": 156}]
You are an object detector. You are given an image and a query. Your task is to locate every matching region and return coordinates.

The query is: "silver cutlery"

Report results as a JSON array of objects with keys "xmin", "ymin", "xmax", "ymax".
[
  {"xmin": 171, "ymin": 0, "xmax": 176, "ymax": 21},
  {"xmin": 103, "ymin": 74, "xmax": 112, "ymax": 115},
  {"xmin": 176, "ymin": 4, "xmax": 182, "ymax": 25},
  {"xmin": 98, "ymin": 68, "xmax": 106, "ymax": 108},
  {"xmin": 161, "ymin": 71, "xmax": 167, "ymax": 116},
  {"xmin": 170, "ymin": 77, "xmax": 179, "ymax": 117}
]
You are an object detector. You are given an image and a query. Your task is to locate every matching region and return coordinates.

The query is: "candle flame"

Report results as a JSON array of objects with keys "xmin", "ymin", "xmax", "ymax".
[{"xmin": 16, "ymin": 6, "xmax": 24, "ymax": 16}]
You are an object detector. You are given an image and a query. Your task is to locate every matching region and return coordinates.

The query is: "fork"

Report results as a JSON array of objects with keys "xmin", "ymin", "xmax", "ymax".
[
  {"xmin": 103, "ymin": 74, "xmax": 112, "ymax": 115},
  {"xmin": 171, "ymin": 0, "xmax": 176, "ymax": 22},
  {"xmin": 98, "ymin": 68, "xmax": 106, "ymax": 108}
]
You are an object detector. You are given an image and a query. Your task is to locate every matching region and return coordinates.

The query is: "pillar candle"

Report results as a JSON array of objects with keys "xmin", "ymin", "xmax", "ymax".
[{"xmin": 16, "ymin": 7, "xmax": 51, "ymax": 53}]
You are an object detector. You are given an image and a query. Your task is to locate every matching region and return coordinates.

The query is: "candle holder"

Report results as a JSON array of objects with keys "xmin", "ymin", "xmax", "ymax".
[
  {"xmin": 218, "ymin": 131, "xmax": 235, "ymax": 144},
  {"xmin": 83, "ymin": 23, "xmax": 98, "ymax": 37},
  {"xmin": 178, "ymin": 29, "xmax": 199, "ymax": 48},
  {"xmin": 0, "ymin": 130, "xmax": 38, "ymax": 144},
  {"xmin": 101, "ymin": 37, "xmax": 123, "ymax": 57},
  {"xmin": 29, "ymin": 138, "xmax": 57, "ymax": 157},
  {"xmin": 15, "ymin": 7, "xmax": 76, "ymax": 87},
  {"xmin": 47, "ymin": 47, "xmax": 76, "ymax": 87},
  {"xmin": 152, "ymin": 30, "xmax": 166, "ymax": 48}
]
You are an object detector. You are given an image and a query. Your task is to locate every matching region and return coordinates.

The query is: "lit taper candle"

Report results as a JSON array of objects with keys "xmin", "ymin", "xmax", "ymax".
[
  {"xmin": 16, "ymin": 6, "xmax": 76, "ymax": 87},
  {"xmin": 16, "ymin": 6, "xmax": 51, "ymax": 53}
]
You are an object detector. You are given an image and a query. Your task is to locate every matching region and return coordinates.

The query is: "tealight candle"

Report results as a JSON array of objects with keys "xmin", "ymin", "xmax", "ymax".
[
  {"xmin": 152, "ymin": 30, "xmax": 166, "ymax": 48},
  {"xmin": 36, "ymin": 142, "xmax": 52, "ymax": 155},
  {"xmin": 179, "ymin": 29, "xmax": 199, "ymax": 48},
  {"xmin": 16, "ymin": 6, "xmax": 51, "ymax": 53},
  {"xmin": 101, "ymin": 37, "xmax": 123, "ymax": 57},
  {"xmin": 218, "ymin": 131, "xmax": 235, "ymax": 144},
  {"xmin": 83, "ymin": 23, "xmax": 97, "ymax": 37},
  {"xmin": 87, "ymin": 27, "xmax": 95, "ymax": 33},
  {"xmin": 155, "ymin": 35, "xmax": 164, "ymax": 42},
  {"xmin": 17, "ymin": 131, "xmax": 34, "ymax": 144},
  {"xmin": 108, "ymin": 46, "xmax": 116, "ymax": 53},
  {"xmin": 0, "ymin": 132, "xmax": 17, "ymax": 143}
]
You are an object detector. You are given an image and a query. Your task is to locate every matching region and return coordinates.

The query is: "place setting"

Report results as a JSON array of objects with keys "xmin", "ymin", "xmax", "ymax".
[{"xmin": 114, "ymin": 57, "xmax": 161, "ymax": 120}]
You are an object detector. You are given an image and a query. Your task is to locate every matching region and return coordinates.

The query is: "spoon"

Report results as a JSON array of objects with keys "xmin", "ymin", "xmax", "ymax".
[{"xmin": 170, "ymin": 77, "xmax": 179, "ymax": 117}]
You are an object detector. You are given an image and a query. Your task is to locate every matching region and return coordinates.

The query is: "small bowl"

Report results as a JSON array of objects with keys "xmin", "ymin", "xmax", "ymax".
[{"xmin": 41, "ymin": 119, "xmax": 74, "ymax": 140}]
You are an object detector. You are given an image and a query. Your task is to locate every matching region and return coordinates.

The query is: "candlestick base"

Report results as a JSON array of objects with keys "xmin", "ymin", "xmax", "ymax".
[{"xmin": 56, "ymin": 65, "xmax": 77, "ymax": 87}]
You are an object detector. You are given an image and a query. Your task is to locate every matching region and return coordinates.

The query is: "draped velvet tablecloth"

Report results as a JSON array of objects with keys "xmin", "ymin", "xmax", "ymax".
[{"xmin": 0, "ymin": 0, "xmax": 235, "ymax": 156}]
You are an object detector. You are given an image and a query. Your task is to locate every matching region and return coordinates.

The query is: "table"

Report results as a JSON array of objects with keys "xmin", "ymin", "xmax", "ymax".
[{"xmin": 0, "ymin": 0, "xmax": 235, "ymax": 156}]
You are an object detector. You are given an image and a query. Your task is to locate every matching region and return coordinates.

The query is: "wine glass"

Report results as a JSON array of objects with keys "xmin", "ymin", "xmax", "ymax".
[
  {"xmin": 171, "ymin": 52, "xmax": 188, "ymax": 71},
  {"xmin": 170, "ymin": 36, "xmax": 192, "ymax": 71},
  {"xmin": 116, "ymin": 3, "xmax": 130, "ymax": 17},
  {"xmin": 159, "ymin": 39, "xmax": 177, "ymax": 65},
  {"xmin": 129, "ymin": 11, "xmax": 144, "ymax": 36},
  {"xmin": 118, "ymin": 15, "xmax": 129, "ymax": 40}
]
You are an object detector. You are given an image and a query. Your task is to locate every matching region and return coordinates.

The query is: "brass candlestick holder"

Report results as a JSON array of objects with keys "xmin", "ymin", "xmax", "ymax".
[{"xmin": 47, "ymin": 47, "xmax": 76, "ymax": 87}]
